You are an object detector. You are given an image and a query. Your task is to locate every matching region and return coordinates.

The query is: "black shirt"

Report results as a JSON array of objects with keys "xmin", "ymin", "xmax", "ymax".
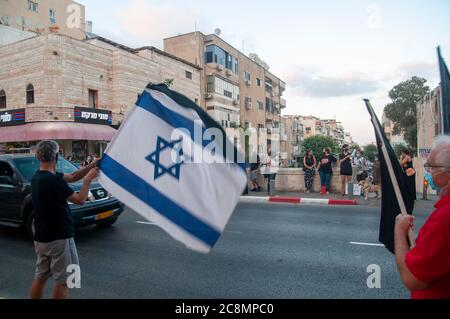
[
  {"xmin": 31, "ymin": 171, "xmax": 75, "ymax": 242},
  {"xmin": 250, "ymin": 155, "xmax": 260, "ymax": 171},
  {"xmin": 318, "ymin": 155, "xmax": 337, "ymax": 174},
  {"xmin": 304, "ymin": 155, "xmax": 315, "ymax": 167},
  {"xmin": 339, "ymin": 152, "xmax": 353, "ymax": 175}
]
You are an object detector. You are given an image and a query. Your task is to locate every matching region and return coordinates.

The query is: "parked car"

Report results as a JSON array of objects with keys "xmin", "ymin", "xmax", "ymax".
[{"xmin": 0, "ymin": 154, "xmax": 124, "ymax": 237}]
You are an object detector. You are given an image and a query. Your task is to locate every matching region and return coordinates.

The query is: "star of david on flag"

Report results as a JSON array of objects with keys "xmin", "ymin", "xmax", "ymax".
[
  {"xmin": 146, "ymin": 136, "xmax": 184, "ymax": 181},
  {"xmin": 98, "ymin": 83, "xmax": 247, "ymax": 253}
]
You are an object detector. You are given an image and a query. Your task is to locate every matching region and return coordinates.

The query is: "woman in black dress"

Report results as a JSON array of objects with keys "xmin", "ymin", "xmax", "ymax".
[
  {"xmin": 303, "ymin": 150, "xmax": 316, "ymax": 193},
  {"xmin": 339, "ymin": 144, "xmax": 353, "ymax": 196},
  {"xmin": 400, "ymin": 149, "xmax": 417, "ymax": 201}
]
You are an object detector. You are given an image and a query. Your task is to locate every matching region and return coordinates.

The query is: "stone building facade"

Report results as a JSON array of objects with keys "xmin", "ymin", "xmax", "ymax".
[{"xmin": 0, "ymin": 33, "xmax": 201, "ymax": 159}]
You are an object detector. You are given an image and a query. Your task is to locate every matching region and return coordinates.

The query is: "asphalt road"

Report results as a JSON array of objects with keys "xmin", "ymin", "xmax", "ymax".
[{"xmin": 0, "ymin": 200, "xmax": 432, "ymax": 299}]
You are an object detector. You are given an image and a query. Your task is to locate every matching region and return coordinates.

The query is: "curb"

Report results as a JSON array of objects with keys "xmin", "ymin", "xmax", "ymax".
[{"xmin": 240, "ymin": 196, "xmax": 357, "ymax": 206}]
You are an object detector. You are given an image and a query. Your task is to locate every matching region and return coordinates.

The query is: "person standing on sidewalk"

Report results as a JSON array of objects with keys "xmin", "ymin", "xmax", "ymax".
[
  {"xmin": 317, "ymin": 147, "xmax": 337, "ymax": 194},
  {"xmin": 353, "ymin": 149, "xmax": 367, "ymax": 182},
  {"xmin": 29, "ymin": 140, "xmax": 99, "ymax": 299},
  {"xmin": 400, "ymin": 148, "xmax": 417, "ymax": 201},
  {"xmin": 303, "ymin": 149, "xmax": 316, "ymax": 193},
  {"xmin": 339, "ymin": 144, "xmax": 353, "ymax": 196},
  {"xmin": 395, "ymin": 136, "xmax": 450, "ymax": 299},
  {"xmin": 249, "ymin": 152, "xmax": 262, "ymax": 192}
]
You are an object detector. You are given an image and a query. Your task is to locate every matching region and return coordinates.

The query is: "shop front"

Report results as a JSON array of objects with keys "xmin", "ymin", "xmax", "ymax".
[{"xmin": 0, "ymin": 107, "xmax": 116, "ymax": 162}]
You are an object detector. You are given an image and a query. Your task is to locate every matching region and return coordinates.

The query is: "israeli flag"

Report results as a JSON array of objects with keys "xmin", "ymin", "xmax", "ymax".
[{"xmin": 98, "ymin": 84, "xmax": 247, "ymax": 253}]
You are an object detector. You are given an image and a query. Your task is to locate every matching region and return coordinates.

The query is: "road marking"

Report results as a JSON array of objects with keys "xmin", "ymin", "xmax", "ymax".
[
  {"xmin": 350, "ymin": 241, "xmax": 385, "ymax": 247},
  {"xmin": 136, "ymin": 221, "xmax": 157, "ymax": 225}
]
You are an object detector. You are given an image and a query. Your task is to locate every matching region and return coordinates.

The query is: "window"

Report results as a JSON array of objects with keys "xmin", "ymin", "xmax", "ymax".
[
  {"xmin": 26, "ymin": 84, "xmax": 34, "ymax": 104},
  {"xmin": 243, "ymin": 71, "xmax": 251, "ymax": 82},
  {"xmin": 88, "ymin": 89, "xmax": 98, "ymax": 108},
  {"xmin": 257, "ymin": 101, "xmax": 264, "ymax": 110},
  {"xmin": 49, "ymin": 9, "xmax": 56, "ymax": 24},
  {"xmin": 206, "ymin": 75, "xmax": 239, "ymax": 100},
  {"xmin": 0, "ymin": 90, "xmax": 5, "ymax": 109},
  {"xmin": 205, "ymin": 45, "xmax": 238, "ymax": 73},
  {"xmin": 185, "ymin": 71, "xmax": 192, "ymax": 80},
  {"xmin": 28, "ymin": 1, "xmax": 38, "ymax": 12},
  {"xmin": 256, "ymin": 78, "xmax": 261, "ymax": 87}
]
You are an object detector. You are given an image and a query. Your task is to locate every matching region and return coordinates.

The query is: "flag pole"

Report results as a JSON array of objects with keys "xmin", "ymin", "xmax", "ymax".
[{"xmin": 364, "ymin": 99, "xmax": 416, "ymax": 248}]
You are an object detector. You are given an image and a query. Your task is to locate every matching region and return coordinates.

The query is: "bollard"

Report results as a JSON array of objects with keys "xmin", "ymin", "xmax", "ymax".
[{"xmin": 269, "ymin": 179, "xmax": 275, "ymax": 196}]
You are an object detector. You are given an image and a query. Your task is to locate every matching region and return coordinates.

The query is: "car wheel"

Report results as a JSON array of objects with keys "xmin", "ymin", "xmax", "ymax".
[
  {"xmin": 26, "ymin": 210, "xmax": 36, "ymax": 239},
  {"xmin": 96, "ymin": 216, "xmax": 118, "ymax": 228}
]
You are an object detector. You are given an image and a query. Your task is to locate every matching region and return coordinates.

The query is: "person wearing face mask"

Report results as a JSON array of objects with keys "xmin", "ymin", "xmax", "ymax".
[
  {"xmin": 339, "ymin": 144, "xmax": 353, "ymax": 196},
  {"xmin": 395, "ymin": 136, "xmax": 450, "ymax": 299}
]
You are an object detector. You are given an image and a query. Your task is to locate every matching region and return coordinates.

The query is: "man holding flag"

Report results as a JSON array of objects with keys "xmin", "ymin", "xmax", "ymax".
[
  {"xmin": 392, "ymin": 48, "xmax": 450, "ymax": 299},
  {"xmin": 394, "ymin": 136, "xmax": 450, "ymax": 299},
  {"xmin": 98, "ymin": 83, "xmax": 247, "ymax": 253}
]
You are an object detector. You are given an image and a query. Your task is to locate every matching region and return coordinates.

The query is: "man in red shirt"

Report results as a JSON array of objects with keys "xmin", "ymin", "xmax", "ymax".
[{"xmin": 395, "ymin": 136, "xmax": 450, "ymax": 299}]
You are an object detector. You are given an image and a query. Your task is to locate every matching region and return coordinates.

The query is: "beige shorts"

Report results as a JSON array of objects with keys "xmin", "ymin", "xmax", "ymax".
[{"xmin": 34, "ymin": 238, "xmax": 79, "ymax": 285}]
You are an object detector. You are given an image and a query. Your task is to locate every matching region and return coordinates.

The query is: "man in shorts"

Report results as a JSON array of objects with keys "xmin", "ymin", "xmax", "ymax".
[{"xmin": 29, "ymin": 140, "xmax": 99, "ymax": 299}]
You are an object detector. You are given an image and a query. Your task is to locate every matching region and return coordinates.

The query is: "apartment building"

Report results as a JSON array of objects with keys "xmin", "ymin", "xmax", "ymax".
[
  {"xmin": 282, "ymin": 115, "xmax": 304, "ymax": 161},
  {"xmin": 0, "ymin": 33, "xmax": 201, "ymax": 158},
  {"xmin": 382, "ymin": 110, "xmax": 406, "ymax": 145},
  {"xmin": 0, "ymin": 0, "xmax": 87, "ymax": 40},
  {"xmin": 164, "ymin": 31, "xmax": 286, "ymax": 157}
]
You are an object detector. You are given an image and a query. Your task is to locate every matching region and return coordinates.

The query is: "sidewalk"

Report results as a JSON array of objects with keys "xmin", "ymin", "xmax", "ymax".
[{"xmin": 242, "ymin": 190, "xmax": 439, "ymax": 208}]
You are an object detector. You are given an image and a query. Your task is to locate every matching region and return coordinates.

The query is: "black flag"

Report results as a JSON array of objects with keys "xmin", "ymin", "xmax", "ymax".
[
  {"xmin": 364, "ymin": 100, "xmax": 414, "ymax": 254},
  {"xmin": 437, "ymin": 46, "xmax": 450, "ymax": 134}
]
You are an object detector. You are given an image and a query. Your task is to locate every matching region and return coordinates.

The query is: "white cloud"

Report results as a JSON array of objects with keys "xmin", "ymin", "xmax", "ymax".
[
  {"xmin": 283, "ymin": 66, "xmax": 381, "ymax": 98},
  {"xmin": 113, "ymin": 0, "xmax": 207, "ymax": 48}
]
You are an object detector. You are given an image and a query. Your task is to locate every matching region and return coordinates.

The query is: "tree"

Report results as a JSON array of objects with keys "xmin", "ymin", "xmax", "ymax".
[
  {"xmin": 393, "ymin": 142, "xmax": 408, "ymax": 159},
  {"xmin": 301, "ymin": 135, "xmax": 339, "ymax": 160},
  {"xmin": 384, "ymin": 76, "xmax": 429, "ymax": 150},
  {"xmin": 164, "ymin": 78, "xmax": 174, "ymax": 87},
  {"xmin": 363, "ymin": 144, "xmax": 378, "ymax": 162}
]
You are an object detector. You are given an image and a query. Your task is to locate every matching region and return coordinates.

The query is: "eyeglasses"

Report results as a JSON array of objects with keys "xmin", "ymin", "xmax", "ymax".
[{"xmin": 423, "ymin": 162, "xmax": 450, "ymax": 173}]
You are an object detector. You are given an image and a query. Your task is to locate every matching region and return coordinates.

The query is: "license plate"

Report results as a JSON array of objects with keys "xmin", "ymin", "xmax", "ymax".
[{"xmin": 95, "ymin": 210, "xmax": 114, "ymax": 221}]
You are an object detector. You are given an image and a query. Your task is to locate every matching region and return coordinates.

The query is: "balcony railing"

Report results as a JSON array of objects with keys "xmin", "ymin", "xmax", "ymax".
[{"xmin": 280, "ymin": 98, "xmax": 286, "ymax": 108}]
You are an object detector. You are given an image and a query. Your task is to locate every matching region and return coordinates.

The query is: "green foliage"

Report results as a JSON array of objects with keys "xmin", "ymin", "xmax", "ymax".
[
  {"xmin": 301, "ymin": 135, "xmax": 339, "ymax": 159},
  {"xmin": 363, "ymin": 144, "xmax": 378, "ymax": 162},
  {"xmin": 384, "ymin": 76, "xmax": 429, "ymax": 149},
  {"xmin": 164, "ymin": 78, "xmax": 174, "ymax": 87},
  {"xmin": 392, "ymin": 142, "xmax": 408, "ymax": 159}
]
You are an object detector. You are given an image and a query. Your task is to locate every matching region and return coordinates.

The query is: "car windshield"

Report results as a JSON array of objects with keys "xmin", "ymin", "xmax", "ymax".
[{"xmin": 13, "ymin": 157, "xmax": 78, "ymax": 181}]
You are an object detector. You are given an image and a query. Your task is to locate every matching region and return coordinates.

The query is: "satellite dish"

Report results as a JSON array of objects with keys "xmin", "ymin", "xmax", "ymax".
[{"xmin": 214, "ymin": 28, "xmax": 221, "ymax": 36}]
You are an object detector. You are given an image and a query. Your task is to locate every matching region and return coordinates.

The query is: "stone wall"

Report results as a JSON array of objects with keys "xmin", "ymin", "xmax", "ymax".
[{"xmin": 254, "ymin": 168, "xmax": 347, "ymax": 193}]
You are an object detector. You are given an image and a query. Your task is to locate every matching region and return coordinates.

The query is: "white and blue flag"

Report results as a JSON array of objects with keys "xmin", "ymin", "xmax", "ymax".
[{"xmin": 98, "ymin": 83, "xmax": 247, "ymax": 253}]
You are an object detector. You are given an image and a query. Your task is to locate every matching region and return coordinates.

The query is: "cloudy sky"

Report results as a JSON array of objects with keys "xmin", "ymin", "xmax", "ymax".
[{"xmin": 78, "ymin": 0, "xmax": 450, "ymax": 145}]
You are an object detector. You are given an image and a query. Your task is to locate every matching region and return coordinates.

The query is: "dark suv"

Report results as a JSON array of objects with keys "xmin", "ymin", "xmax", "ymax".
[{"xmin": 0, "ymin": 154, "xmax": 124, "ymax": 236}]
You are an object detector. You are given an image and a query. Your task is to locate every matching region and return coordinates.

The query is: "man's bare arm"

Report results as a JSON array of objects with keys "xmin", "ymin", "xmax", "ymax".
[
  {"xmin": 67, "ymin": 168, "xmax": 99, "ymax": 205},
  {"xmin": 64, "ymin": 160, "xmax": 98, "ymax": 183}
]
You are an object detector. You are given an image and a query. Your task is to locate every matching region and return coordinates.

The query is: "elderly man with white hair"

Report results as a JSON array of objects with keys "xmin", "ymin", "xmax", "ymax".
[{"xmin": 395, "ymin": 135, "xmax": 450, "ymax": 299}]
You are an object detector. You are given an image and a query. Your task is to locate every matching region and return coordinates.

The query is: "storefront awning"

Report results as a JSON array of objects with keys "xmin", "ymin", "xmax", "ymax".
[{"xmin": 0, "ymin": 122, "xmax": 117, "ymax": 143}]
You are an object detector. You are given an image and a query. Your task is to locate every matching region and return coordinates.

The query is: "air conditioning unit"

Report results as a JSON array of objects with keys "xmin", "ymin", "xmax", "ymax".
[
  {"xmin": 233, "ymin": 99, "xmax": 239, "ymax": 105},
  {"xmin": 216, "ymin": 64, "xmax": 224, "ymax": 71},
  {"xmin": 205, "ymin": 93, "xmax": 213, "ymax": 100},
  {"xmin": 245, "ymin": 80, "xmax": 251, "ymax": 86},
  {"xmin": 225, "ymin": 70, "xmax": 232, "ymax": 76},
  {"xmin": 245, "ymin": 102, "xmax": 252, "ymax": 110}
]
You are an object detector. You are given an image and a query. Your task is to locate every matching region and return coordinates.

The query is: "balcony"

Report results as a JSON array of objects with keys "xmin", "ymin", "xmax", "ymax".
[
  {"xmin": 280, "ymin": 134, "xmax": 288, "ymax": 142},
  {"xmin": 280, "ymin": 98, "xmax": 286, "ymax": 109}
]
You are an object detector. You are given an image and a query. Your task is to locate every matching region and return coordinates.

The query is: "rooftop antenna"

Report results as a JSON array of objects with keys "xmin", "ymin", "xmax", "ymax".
[
  {"xmin": 195, "ymin": 21, "xmax": 197, "ymax": 32},
  {"xmin": 214, "ymin": 28, "xmax": 221, "ymax": 37}
]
